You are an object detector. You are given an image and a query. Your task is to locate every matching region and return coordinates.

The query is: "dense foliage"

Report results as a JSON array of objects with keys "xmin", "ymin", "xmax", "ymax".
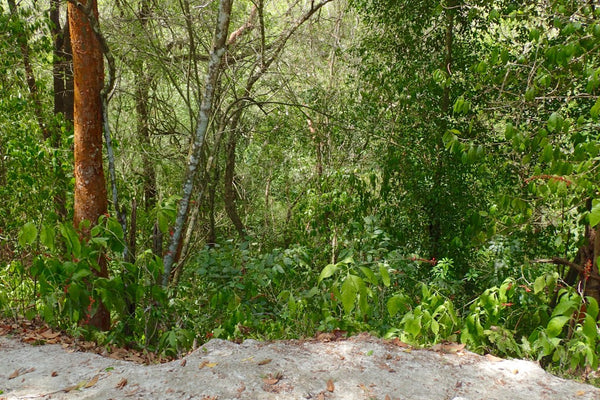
[{"xmin": 2, "ymin": 0, "xmax": 600, "ymax": 381}]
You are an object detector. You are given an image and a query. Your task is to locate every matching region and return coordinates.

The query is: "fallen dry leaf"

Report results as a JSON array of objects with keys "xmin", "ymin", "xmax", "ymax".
[
  {"xmin": 40, "ymin": 329, "xmax": 61, "ymax": 339},
  {"xmin": 263, "ymin": 372, "xmax": 283, "ymax": 385},
  {"xmin": 9, "ymin": 367, "xmax": 35, "ymax": 379},
  {"xmin": 180, "ymin": 359, "xmax": 187, "ymax": 367},
  {"xmin": 51, "ymin": 371, "xmax": 58, "ymax": 377},
  {"xmin": 84, "ymin": 374, "xmax": 100, "ymax": 388},
  {"xmin": 63, "ymin": 380, "xmax": 87, "ymax": 393},
  {"xmin": 485, "ymin": 354, "xmax": 503, "ymax": 362},
  {"xmin": 199, "ymin": 360, "xmax": 217, "ymax": 369},
  {"xmin": 115, "ymin": 378, "xmax": 128, "ymax": 389},
  {"xmin": 326, "ymin": 379, "xmax": 335, "ymax": 392},
  {"xmin": 431, "ymin": 342, "xmax": 465, "ymax": 354},
  {"xmin": 258, "ymin": 359, "xmax": 272, "ymax": 365},
  {"xmin": 576, "ymin": 390, "xmax": 587, "ymax": 396},
  {"xmin": 390, "ymin": 338, "xmax": 410, "ymax": 348}
]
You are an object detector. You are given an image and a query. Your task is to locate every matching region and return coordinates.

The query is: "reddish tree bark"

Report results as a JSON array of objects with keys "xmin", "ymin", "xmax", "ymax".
[{"xmin": 69, "ymin": 0, "xmax": 110, "ymax": 331}]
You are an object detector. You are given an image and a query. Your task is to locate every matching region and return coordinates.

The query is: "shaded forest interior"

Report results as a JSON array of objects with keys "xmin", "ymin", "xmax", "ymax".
[{"xmin": 2, "ymin": 0, "xmax": 600, "ymax": 379}]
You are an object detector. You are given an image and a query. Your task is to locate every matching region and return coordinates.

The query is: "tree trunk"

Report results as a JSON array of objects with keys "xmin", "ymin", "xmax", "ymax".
[{"xmin": 69, "ymin": 0, "xmax": 110, "ymax": 331}]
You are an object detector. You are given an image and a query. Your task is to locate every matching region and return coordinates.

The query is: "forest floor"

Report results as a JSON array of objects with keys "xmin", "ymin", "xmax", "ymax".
[{"xmin": 1, "ymin": 320, "xmax": 600, "ymax": 400}]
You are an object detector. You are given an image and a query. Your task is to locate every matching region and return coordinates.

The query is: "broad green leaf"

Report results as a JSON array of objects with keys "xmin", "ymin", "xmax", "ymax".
[
  {"xmin": 431, "ymin": 319, "xmax": 440, "ymax": 335},
  {"xmin": 542, "ymin": 144, "xmax": 554, "ymax": 162},
  {"xmin": 157, "ymin": 211, "xmax": 170, "ymax": 234},
  {"xmin": 547, "ymin": 112, "xmax": 561, "ymax": 132},
  {"xmin": 591, "ymin": 98, "xmax": 600, "ymax": 119},
  {"xmin": 40, "ymin": 224, "xmax": 55, "ymax": 251},
  {"xmin": 379, "ymin": 264, "xmax": 391, "ymax": 287},
  {"xmin": 60, "ymin": 223, "xmax": 81, "ymax": 258},
  {"xmin": 546, "ymin": 316, "xmax": 570, "ymax": 337},
  {"xmin": 106, "ymin": 217, "xmax": 124, "ymax": 239},
  {"xmin": 552, "ymin": 296, "xmax": 577, "ymax": 317},
  {"xmin": 353, "ymin": 275, "xmax": 369, "ymax": 315},
  {"xmin": 18, "ymin": 222, "xmax": 37, "ymax": 247},
  {"xmin": 589, "ymin": 199, "xmax": 600, "ymax": 227},
  {"xmin": 582, "ymin": 315, "xmax": 597, "ymax": 343},
  {"xmin": 318, "ymin": 264, "xmax": 338, "ymax": 283},
  {"xmin": 341, "ymin": 276, "xmax": 357, "ymax": 314},
  {"xmin": 505, "ymin": 122, "xmax": 514, "ymax": 140},
  {"xmin": 586, "ymin": 296, "xmax": 599, "ymax": 320},
  {"xmin": 71, "ymin": 268, "xmax": 92, "ymax": 281},
  {"xmin": 387, "ymin": 295, "xmax": 406, "ymax": 317},
  {"xmin": 533, "ymin": 275, "xmax": 546, "ymax": 294},
  {"xmin": 359, "ymin": 266, "xmax": 377, "ymax": 285},
  {"xmin": 404, "ymin": 314, "xmax": 421, "ymax": 337}
]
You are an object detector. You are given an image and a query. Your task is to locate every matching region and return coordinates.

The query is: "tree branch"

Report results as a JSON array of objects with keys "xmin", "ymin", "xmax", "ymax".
[{"xmin": 534, "ymin": 257, "xmax": 600, "ymax": 282}]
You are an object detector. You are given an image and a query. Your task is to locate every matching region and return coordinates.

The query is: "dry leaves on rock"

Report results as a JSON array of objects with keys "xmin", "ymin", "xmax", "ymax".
[
  {"xmin": 8, "ymin": 367, "xmax": 35, "ymax": 379},
  {"xmin": 326, "ymin": 379, "xmax": 335, "ymax": 392}
]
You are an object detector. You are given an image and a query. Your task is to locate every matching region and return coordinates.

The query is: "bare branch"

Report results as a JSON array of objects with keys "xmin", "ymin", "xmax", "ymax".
[{"xmin": 534, "ymin": 257, "xmax": 600, "ymax": 282}]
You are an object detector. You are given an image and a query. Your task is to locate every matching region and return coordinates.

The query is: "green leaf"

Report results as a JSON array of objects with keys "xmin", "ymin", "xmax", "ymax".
[
  {"xmin": 546, "ymin": 315, "xmax": 570, "ymax": 337},
  {"xmin": 18, "ymin": 222, "xmax": 37, "ymax": 247},
  {"xmin": 542, "ymin": 144, "xmax": 554, "ymax": 162},
  {"xmin": 359, "ymin": 266, "xmax": 377, "ymax": 285},
  {"xmin": 589, "ymin": 199, "xmax": 600, "ymax": 227},
  {"xmin": 157, "ymin": 211, "xmax": 170, "ymax": 234},
  {"xmin": 379, "ymin": 264, "xmax": 391, "ymax": 287},
  {"xmin": 547, "ymin": 112, "xmax": 562, "ymax": 133},
  {"xmin": 40, "ymin": 224, "xmax": 56, "ymax": 251},
  {"xmin": 341, "ymin": 276, "xmax": 358, "ymax": 314},
  {"xmin": 318, "ymin": 264, "xmax": 338, "ymax": 283},
  {"xmin": 60, "ymin": 223, "xmax": 81, "ymax": 258},
  {"xmin": 387, "ymin": 295, "xmax": 406, "ymax": 317},
  {"xmin": 431, "ymin": 319, "xmax": 440, "ymax": 335},
  {"xmin": 106, "ymin": 217, "xmax": 124, "ymax": 239},
  {"xmin": 582, "ymin": 315, "xmax": 597, "ymax": 343},
  {"xmin": 404, "ymin": 314, "xmax": 421, "ymax": 337},
  {"xmin": 505, "ymin": 122, "xmax": 514, "ymax": 140},
  {"xmin": 533, "ymin": 275, "xmax": 546, "ymax": 294},
  {"xmin": 586, "ymin": 296, "xmax": 599, "ymax": 320},
  {"xmin": 71, "ymin": 268, "xmax": 92, "ymax": 281},
  {"xmin": 591, "ymin": 98, "xmax": 600, "ymax": 119}
]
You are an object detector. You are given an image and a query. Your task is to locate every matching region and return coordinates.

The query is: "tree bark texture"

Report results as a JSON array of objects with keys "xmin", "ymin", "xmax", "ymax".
[{"xmin": 69, "ymin": 0, "xmax": 110, "ymax": 330}]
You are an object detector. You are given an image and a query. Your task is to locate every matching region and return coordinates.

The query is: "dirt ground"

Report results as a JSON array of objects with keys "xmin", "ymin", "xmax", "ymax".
[{"xmin": 1, "ymin": 332, "xmax": 600, "ymax": 400}]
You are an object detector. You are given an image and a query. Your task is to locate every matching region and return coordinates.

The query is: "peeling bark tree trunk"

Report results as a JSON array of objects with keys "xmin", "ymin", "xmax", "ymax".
[{"xmin": 69, "ymin": 0, "xmax": 110, "ymax": 330}]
